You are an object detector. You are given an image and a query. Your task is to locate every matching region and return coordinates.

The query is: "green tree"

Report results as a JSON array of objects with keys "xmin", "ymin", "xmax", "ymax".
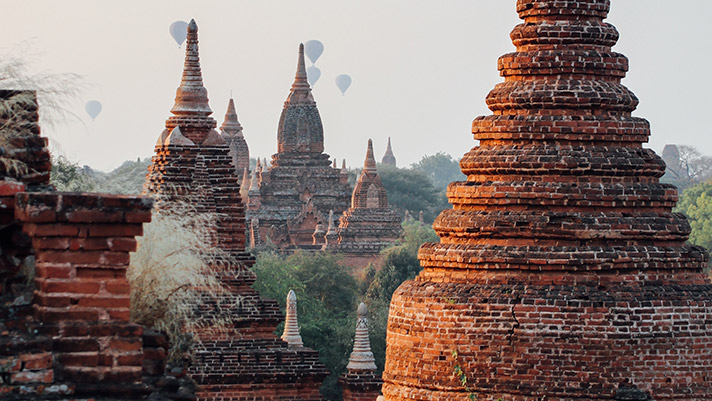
[
  {"xmin": 252, "ymin": 251, "xmax": 359, "ymax": 401},
  {"xmin": 410, "ymin": 152, "xmax": 464, "ymax": 192},
  {"xmin": 378, "ymin": 164, "xmax": 448, "ymax": 223},
  {"xmin": 675, "ymin": 181, "xmax": 712, "ymax": 252},
  {"xmin": 50, "ymin": 154, "xmax": 96, "ymax": 192}
]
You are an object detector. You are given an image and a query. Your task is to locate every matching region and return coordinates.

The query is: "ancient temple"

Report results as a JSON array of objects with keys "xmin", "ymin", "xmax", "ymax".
[
  {"xmin": 145, "ymin": 20, "xmax": 328, "ymax": 400},
  {"xmin": 219, "ymin": 97, "xmax": 250, "ymax": 176},
  {"xmin": 380, "ymin": 137, "xmax": 396, "ymax": 167},
  {"xmin": 382, "ymin": 1, "xmax": 712, "ymax": 400},
  {"xmin": 328, "ymin": 139, "xmax": 401, "ymax": 268},
  {"xmin": 246, "ymin": 44, "xmax": 351, "ymax": 250}
]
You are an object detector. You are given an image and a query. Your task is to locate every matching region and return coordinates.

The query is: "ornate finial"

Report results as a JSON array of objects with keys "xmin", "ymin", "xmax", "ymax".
[
  {"xmin": 170, "ymin": 19, "xmax": 212, "ymax": 116},
  {"xmin": 342, "ymin": 159, "xmax": 347, "ymax": 169},
  {"xmin": 249, "ymin": 168, "xmax": 260, "ymax": 193},
  {"xmin": 346, "ymin": 302, "xmax": 377, "ymax": 371},
  {"xmin": 285, "ymin": 44, "xmax": 315, "ymax": 105},
  {"xmin": 220, "ymin": 98, "xmax": 243, "ymax": 136},
  {"xmin": 364, "ymin": 139, "xmax": 377, "ymax": 172},
  {"xmin": 381, "ymin": 136, "xmax": 397, "ymax": 166},
  {"xmin": 281, "ymin": 290, "xmax": 303, "ymax": 347}
]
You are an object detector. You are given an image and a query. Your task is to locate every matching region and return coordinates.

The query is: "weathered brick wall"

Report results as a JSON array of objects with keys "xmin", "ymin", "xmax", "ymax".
[{"xmin": 382, "ymin": 1, "xmax": 712, "ymax": 400}]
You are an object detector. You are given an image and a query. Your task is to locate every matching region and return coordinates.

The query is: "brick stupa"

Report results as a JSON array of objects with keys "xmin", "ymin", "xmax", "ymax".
[
  {"xmin": 219, "ymin": 98, "xmax": 250, "ymax": 176},
  {"xmin": 382, "ymin": 1, "xmax": 712, "ymax": 400},
  {"xmin": 246, "ymin": 44, "xmax": 352, "ymax": 250},
  {"xmin": 329, "ymin": 139, "xmax": 401, "ymax": 268},
  {"xmin": 145, "ymin": 20, "xmax": 328, "ymax": 400}
]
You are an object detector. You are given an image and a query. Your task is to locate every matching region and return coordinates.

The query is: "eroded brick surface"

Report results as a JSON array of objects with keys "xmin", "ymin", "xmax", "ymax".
[{"xmin": 382, "ymin": 1, "xmax": 712, "ymax": 400}]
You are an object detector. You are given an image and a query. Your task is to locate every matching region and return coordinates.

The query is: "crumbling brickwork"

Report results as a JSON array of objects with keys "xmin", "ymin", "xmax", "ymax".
[{"xmin": 382, "ymin": 1, "xmax": 712, "ymax": 400}]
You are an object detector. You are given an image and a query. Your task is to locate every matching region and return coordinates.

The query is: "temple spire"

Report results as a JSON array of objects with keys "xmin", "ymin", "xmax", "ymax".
[
  {"xmin": 381, "ymin": 137, "xmax": 397, "ymax": 166},
  {"xmin": 346, "ymin": 302, "xmax": 377, "ymax": 371},
  {"xmin": 364, "ymin": 139, "xmax": 377, "ymax": 172},
  {"xmin": 286, "ymin": 43, "xmax": 315, "ymax": 105},
  {"xmin": 220, "ymin": 98, "xmax": 243, "ymax": 136},
  {"xmin": 170, "ymin": 19, "xmax": 212, "ymax": 116},
  {"xmin": 281, "ymin": 290, "xmax": 303, "ymax": 347}
]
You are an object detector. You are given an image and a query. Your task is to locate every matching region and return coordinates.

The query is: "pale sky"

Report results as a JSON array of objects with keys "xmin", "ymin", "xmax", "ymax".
[{"xmin": 4, "ymin": 1, "xmax": 711, "ymax": 171}]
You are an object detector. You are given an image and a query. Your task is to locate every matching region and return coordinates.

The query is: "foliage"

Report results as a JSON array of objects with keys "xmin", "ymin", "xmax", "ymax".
[
  {"xmin": 675, "ymin": 181, "xmax": 712, "ymax": 254},
  {"xmin": 90, "ymin": 157, "xmax": 151, "ymax": 194},
  {"xmin": 128, "ymin": 203, "xmax": 234, "ymax": 362},
  {"xmin": 378, "ymin": 164, "xmax": 448, "ymax": 224},
  {"xmin": 252, "ymin": 251, "xmax": 359, "ymax": 401},
  {"xmin": 410, "ymin": 152, "xmax": 464, "ymax": 192},
  {"xmin": 50, "ymin": 155, "xmax": 96, "ymax": 192}
]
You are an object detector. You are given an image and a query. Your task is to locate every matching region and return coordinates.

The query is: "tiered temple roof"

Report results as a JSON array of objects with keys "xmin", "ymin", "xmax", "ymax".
[
  {"xmin": 330, "ymin": 139, "xmax": 401, "ymax": 268},
  {"xmin": 382, "ymin": 1, "xmax": 712, "ymax": 400},
  {"xmin": 246, "ymin": 44, "xmax": 351, "ymax": 250},
  {"xmin": 144, "ymin": 20, "xmax": 327, "ymax": 400},
  {"xmin": 219, "ymin": 98, "xmax": 250, "ymax": 176}
]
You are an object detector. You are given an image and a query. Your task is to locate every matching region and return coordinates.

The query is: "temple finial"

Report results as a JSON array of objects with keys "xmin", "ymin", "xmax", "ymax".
[
  {"xmin": 286, "ymin": 44, "xmax": 315, "ymax": 104},
  {"xmin": 170, "ymin": 19, "xmax": 212, "ymax": 116},
  {"xmin": 364, "ymin": 139, "xmax": 377, "ymax": 172},
  {"xmin": 281, "ymin": 290, "xmax": 303, "ymax": 347},
  {"xmin": 381, "ymin": 136, "xmax": 397, "ymax": 166},
  {"xmin": 346, "ymin": 302, "xmax": 377, "ymax": 371},
  {"xmin": 220, "ymin": 98, "xmax": 243, "ymax": 136}
]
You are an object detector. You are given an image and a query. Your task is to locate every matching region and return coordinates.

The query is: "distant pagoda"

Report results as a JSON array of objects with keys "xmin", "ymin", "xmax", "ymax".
[
  {"xmin": 380, "ymin": 137, "xmax": 396, "ymax": 166},
  {"xmin": 382, "ymin": 1, "xmax": 712, "ymax": 400},
  {"xmin": 245, "ymin": 44, "xmax": 351, "ymax": 250},
  {"xmin": 145, "ymin": 20, "xmax": 327, "ymax": 400},
  {"xmin": 219, "ymin": 97, "xmax": 250, "ymax": 176},
  {"xmin": 328, "ymin": 139, "xmax": 401, "ymax": 268}
]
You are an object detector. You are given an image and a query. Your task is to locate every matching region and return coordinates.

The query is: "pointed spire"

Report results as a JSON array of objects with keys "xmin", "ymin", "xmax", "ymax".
[
  {"xmin": 381, "ymin": 137, "xmax": 397, "ymax": 166},
  {"xmin": 170, "ymin": 19, "xmax": 212, "ymax": 116},
  {"xmin": 240, "ymin": 167, "xmax": 250, "ymax": 201},
  {"xmin": 220, "ymin": 98, "xmax": 243, "ymax": 136},
  {"xmin": 249, "ymin": 168, "xmax": 260, "ymax": 193},
  {"xmin": 281, "ymin": 290, "xmax": 303, "ymax": 347},
  {"xmin": 285, "ymin": 44, "xmax": 315, "ymax": 105},
  {"xmin": 346, "ymin": 302, "xmax": 377, "ymax": 371},
  {"xmin": 342, "ymin": 159, "xmax": 347, "ymax": 170},
  {"xmin": 364, "ymin": 139, "xmax": 377, "ymax": 172},
  {"xmin": 333, "ymin": 158, "xmax": 337, "ymax": 169}
]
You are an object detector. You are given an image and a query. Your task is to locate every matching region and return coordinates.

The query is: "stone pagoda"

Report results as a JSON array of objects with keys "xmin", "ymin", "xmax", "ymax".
[
  {"xmin": 380, "ymin": 137, "xmax": 396, "ymax": 167},
  {"xmin": 145, "ymin": 20, "xmax": 328, "ymax": 400},
  {"xmin": 219, "ymin": 97, "xmax": 250, "ymax": 176},
  {"xmin": 382, "ymin": 1, "xmax": 712, "ymax": 400},
  {"xmin": 246, "ymin": 44, "xmax": 351, "ymax": 250},
  {"xmin": 329, "ymin": 139, "xmax": 401, "ymax": 268}
]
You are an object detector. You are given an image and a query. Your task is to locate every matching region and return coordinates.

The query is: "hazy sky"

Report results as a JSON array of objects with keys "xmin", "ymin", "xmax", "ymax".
[{"xmin": 4, "ymin": 1, "xmax": 711, "ymax": 171}]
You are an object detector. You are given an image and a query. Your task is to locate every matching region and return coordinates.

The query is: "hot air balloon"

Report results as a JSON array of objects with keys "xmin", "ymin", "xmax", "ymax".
[
  {"xmin": 169, "ymin": 21, "xmax": 189, "ymax": 47},
  {"xmin": 307, "ymin": 66, "xmax": 321, "ymax": 86},
  {"xmin": 85, "ymin": 100, "xmax": 102, "ymax": 121},
  {"xmin": 304, "ymin": 40, "xmax": 324, "ymax": 65},
  {"xmin": 335, "ymin": 74, "xmax": 352, "ymax": 95}
]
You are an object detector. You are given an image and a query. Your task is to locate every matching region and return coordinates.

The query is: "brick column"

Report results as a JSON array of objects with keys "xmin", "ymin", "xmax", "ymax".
[{"xmin": 15, "ymin": 192, "xmax": 153, "ymax": 397}]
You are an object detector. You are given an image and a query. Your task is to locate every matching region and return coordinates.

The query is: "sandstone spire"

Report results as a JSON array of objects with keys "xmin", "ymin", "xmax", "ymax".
[
  {"xmin": 170, "ymin": 19, "xmax": 212, "ymax": 117},
  {"xmin": 382, "ymin": 1, "xmax": 712, "ymax": 400},
  {"xmin": 381, "ymin": 137, "xmax": 396, "ymax": 166},
  {"xmin": 220, "ymin": 98, "xmax": 243, "ymax": 136},
  {"xmin": 281, "ymin": 290, "xmax": 303, "ymax": 347}
]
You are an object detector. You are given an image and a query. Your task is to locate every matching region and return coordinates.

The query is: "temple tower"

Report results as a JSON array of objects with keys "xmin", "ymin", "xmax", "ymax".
[
  {"xmin": 219, "ymin": 98, "xmax": 250, "ymax": 176},
  {"xmin": 247, "ymin": 44, "xmax": 351, "ymax": 250},
  {"xmin": 382, "ymin": 1, "xmax": 712, "ymax": 400},
  {"xmin": 334, "ymin": 139, "xmax": 401, "ymax": 268},
  {"xmin": 380, "ymin": 137, "xmax": 396, "ymax": 167},
  {"xmin": 145, "ymin": 20, "xmax": 327, "ymax": 400},
  {"xmin": 340, "ymin": 303, "xmax": 382, "ymax": 401}
]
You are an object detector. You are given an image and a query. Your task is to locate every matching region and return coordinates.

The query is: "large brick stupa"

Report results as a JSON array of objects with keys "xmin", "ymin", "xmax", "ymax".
[{"xmin": 382, "ymin": 1, "xmax": 712, "ymax": 400}]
